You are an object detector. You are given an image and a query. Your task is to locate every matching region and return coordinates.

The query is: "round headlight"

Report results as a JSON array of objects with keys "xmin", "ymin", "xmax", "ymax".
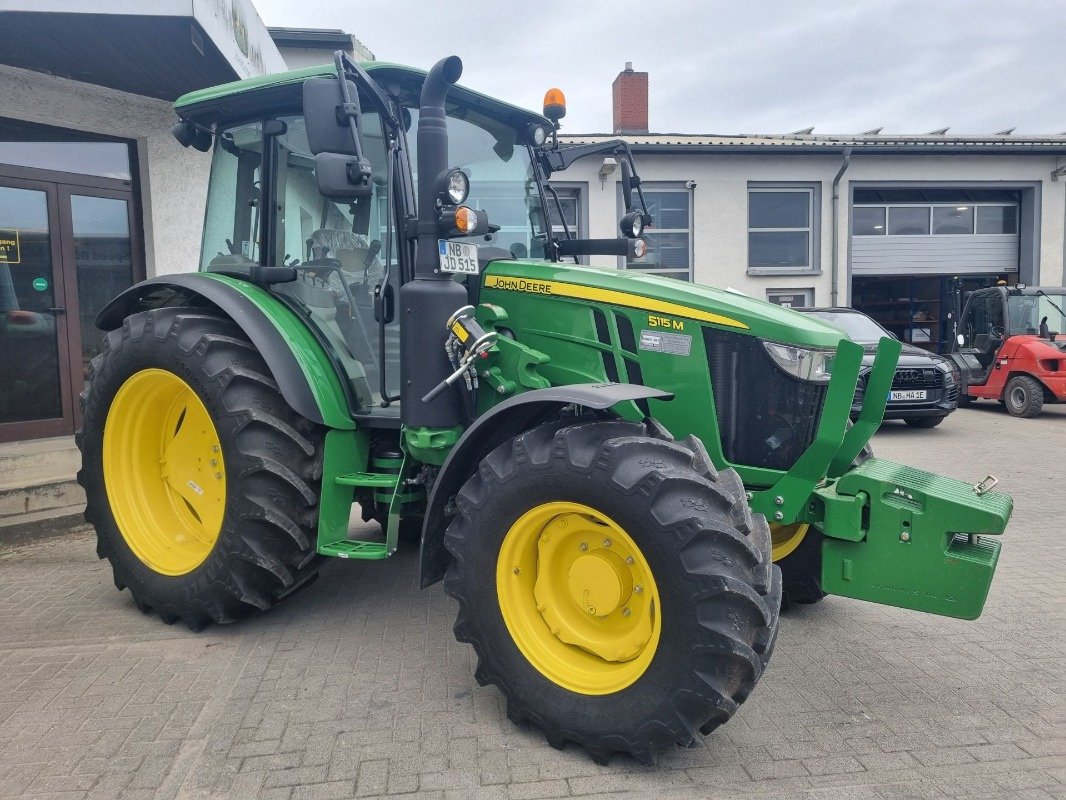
[
  {"xmin": 632, "ymin": 238, "xmax": 647, "ymax": 259},
  {"xmin": 620, "ymin": 210, "xmax": 644, "ymax": 238},
  {"xmin": 444, "ymin": 168, "xmax": 469, "ymax": 205},
  {"xmin": 528, "ymin": 124, "xmax": 547, "ymax": 146}
]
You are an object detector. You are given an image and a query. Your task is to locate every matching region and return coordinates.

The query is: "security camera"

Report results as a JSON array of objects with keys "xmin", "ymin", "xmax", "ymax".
[{"xmin": 685, "ymin": 180, "xmax": 697, "ymax": 189}]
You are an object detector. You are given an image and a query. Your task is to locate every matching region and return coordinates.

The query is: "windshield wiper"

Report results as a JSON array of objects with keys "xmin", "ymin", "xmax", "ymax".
[{"xmin": 1037, "ymin": 290, "xmax": 1066, "ymax": 321}]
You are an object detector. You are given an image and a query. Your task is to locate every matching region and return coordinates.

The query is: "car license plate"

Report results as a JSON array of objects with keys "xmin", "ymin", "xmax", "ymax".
[
  {"xmin": 438, "ymin": 240, "xmax": 479, "ymax": 274},
  {"xmin": 889, "ymin": 390, "xmax": 927, "ymax": 401}
]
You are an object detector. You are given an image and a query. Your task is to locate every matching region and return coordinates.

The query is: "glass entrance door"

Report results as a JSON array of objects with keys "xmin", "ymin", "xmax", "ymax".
[
  {"xmin": 0, "ymin": 179, "xmax": 140, "ymax": 442},
  {"xmin": 0, "ymin": 179, "xmax": 72, "ymax": 440}
]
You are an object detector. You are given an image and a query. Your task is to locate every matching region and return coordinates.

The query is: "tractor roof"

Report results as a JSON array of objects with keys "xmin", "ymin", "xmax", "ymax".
[{"xmin": 174, "ymin": 61, "xmax": 550, "ymax": 130}]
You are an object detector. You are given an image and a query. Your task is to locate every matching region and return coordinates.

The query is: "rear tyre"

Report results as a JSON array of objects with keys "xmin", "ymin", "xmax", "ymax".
[
  {"xmin": 443, "ymin": 417, "xmax": 781, "ymax": 764},
  {"xmin": 903, "ymin": 415, "xmax": 945, "ymax": 428},
  {"xmin": 77, "ymin": 307, "xmax": 325, "ymax": 630},
  {"xmin": 1003, "ymin": 375, "xmax": 1044, "ymax": 418}
]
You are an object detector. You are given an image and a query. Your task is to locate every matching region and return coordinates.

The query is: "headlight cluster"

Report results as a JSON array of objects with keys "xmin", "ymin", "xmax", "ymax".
[
  {"xmin": 936, "ymin": 360, "xmax": 959, "ymax": 386},
  {"xmin": 761, "ymin": 341, "xmax": 835, "ymax": 383}
]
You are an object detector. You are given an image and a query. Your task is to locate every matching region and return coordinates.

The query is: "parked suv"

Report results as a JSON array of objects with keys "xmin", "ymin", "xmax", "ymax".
[{"xmin": 797, "ymin": 308, "xmax": 960, "ymax": 428}]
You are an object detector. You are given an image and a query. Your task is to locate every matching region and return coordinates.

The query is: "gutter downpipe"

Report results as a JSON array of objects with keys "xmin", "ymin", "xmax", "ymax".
[{"xmin": 830, "ymin": 147, "xmax": 852, "ymax": 306}]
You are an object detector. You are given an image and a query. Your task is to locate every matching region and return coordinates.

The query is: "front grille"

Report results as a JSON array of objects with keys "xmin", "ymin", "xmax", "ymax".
[
  {"xmin": 704, "ymin": 328, "xmax": 826, "ymax": 471},
  {"xmin": 891, "ymin": 368, "xmax": 941, "ymax": 390}
]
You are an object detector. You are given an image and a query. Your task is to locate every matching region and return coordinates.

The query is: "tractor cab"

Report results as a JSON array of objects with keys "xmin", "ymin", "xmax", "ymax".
[{"xmin": 950, "ymin": 284, "xmax": 1066, "ymax": 416}]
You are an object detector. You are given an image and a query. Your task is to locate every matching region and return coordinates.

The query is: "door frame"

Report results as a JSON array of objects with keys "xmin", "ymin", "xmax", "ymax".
[
  {"xmin": 0, "ymin": 173, "xmax": 144, "ymax": 443},
  {"xmin": 0, "ymin": 175, "xmax": 76, "ymax": 442}
]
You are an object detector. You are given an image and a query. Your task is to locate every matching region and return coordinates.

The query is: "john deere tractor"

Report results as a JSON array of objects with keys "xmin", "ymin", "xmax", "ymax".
[{"xmin": 78, "ymin": 54, "xmax": 1013, "ymax": 764}]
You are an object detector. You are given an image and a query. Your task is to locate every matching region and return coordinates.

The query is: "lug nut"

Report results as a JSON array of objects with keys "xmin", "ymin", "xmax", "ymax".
[
  {"xmin": 211, "ymin": 445, "xmax": 219, "ymax": 453},
  {"xmin": 633, "ymin": 585, "xmax": 643, "ymax": 594},
  {"xmin": 512, "ymin": 567, "xmax": 521, "ymax": 575},
  {"xmin": 622, "ymin": 608, "xmax": 631, "ymax": 617},
  {"xmin": 536, "ymin": 603, "xmax": 545, "ymax": 611},
  {"xmin": 625, "ymin": 556, "xmax": 635, "ymax": 565},
  {"xmin": 579, "ymin": 542, "xmax": 588, "ymax": 551},
  {"xmin": 602, "ymin": 538, "xmax": 612, "ymax": 548},
  {"xmin": 900, "ymin": 531, "xmax": 911, "ymax": 542}
]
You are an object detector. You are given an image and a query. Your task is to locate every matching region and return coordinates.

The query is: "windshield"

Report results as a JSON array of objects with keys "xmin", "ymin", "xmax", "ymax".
[
  {"xmin": 805, "ymin": 310, "xmax": 893, "ymax": 343},
  {"xmin": 406, "ymin": 103, "xmax": 548, "ymax": 259},
  {"xmin": 1007, "ymin": 292, "xmax": 1066, "ymax": 335}
]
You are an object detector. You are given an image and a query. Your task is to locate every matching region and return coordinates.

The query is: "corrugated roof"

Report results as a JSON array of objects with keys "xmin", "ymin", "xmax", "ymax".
[{"xmin": 559, "ymin": 132, "xmax": 1066, "ymax": 153}]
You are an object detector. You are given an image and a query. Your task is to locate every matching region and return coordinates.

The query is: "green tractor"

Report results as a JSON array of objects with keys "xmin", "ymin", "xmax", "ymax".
[{"xmin": 78, "ymin": 54, "xmax": 1013, "ymax": 764}]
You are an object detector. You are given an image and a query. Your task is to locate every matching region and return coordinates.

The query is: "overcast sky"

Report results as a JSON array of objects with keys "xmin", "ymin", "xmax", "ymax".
[{"xmin": 254, "ymin": 0, "xmax": 1063, "ymax": 136}]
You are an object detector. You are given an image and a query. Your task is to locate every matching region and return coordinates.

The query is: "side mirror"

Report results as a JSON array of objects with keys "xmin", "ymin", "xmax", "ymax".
[
  {"xmin": 620, "ymin": 158, "xmax": 635, "ymax": 213},
  {"xmin": 303, "ymin": 77, "xmax": 361, "ymax": 155},
  {"xmin": 314, "ymin": 152, "xmax": 372, "ymax": 199}
]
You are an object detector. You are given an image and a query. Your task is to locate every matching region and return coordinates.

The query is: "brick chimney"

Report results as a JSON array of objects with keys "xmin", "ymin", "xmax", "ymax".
[{"xmin": 612, "ymin": 62, "xmax": 648, "ymax": 134}]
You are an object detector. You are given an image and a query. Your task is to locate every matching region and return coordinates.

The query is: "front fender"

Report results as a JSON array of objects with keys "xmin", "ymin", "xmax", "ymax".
[
  {"xmin": 419, "ymin": 383, "xmax": 672, "ymax": 587},
  {"xmin": 96, "ymin": 273, "xmax": 355, "ymax": 429}
]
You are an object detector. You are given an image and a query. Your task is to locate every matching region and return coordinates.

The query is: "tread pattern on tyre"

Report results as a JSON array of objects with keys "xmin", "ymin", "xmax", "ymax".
[
  {"xmin": 1004, "ymin": 374, "xmax": 1044, "ymax": 418},
  {"xmin": 77, "ymin": 307, "xmax": 325, "ymax": 630},
  {"xmin": 442, "ymin": 416, "xmax": 781, "ymax": 765}
]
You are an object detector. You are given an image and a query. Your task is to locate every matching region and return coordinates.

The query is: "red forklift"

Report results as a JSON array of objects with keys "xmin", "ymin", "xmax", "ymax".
[{"xmin": 949, "ymin": 283, "xmax": 1066, "ymax": 417}]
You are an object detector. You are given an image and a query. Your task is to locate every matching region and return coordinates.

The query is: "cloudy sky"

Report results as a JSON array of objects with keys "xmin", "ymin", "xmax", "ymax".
[{"xmin": 254, "ymin": 0, "xmax": 1063, "ymax": 137}]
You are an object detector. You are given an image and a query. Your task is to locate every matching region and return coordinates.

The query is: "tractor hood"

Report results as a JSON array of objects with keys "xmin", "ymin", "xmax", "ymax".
[{"xmin": 481, "ymin": 260, "xmax": 847, "ymax": 349}]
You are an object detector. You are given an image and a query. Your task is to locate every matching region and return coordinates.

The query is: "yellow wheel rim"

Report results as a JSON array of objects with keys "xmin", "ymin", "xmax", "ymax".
[
  {"xmin": 496, "ymin": 501, "xmax": 661, "ymax": 695},
  {"xmin": 103, "ymin": 369, "xmax": 226, "ymax": 576},
  {"xmin": 770, "ymin": 522, "xmax": 809, "ymax": 561}
]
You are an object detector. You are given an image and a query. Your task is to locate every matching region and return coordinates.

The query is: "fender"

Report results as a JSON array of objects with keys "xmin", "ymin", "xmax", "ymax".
[
  {"xmin": 96, "ymin": 272, "xmax": 356, "ymax": 429},
  {"xmin": 419, "ymin": 383, "xmax": 672, "ymax": 587}
]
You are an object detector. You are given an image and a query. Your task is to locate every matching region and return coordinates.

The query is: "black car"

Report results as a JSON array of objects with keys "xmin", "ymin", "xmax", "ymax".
[{"xmin": 797, "ymin": 307, "xmax": 960, "ymax": 428}]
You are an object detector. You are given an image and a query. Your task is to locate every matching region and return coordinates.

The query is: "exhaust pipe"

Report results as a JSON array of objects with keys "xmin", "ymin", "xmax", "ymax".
[
  {"xmin": 414, "ymin": 56, "xmax": 463, "ymax": 280},
  {"xmin": 400, "ymin": 56, "xmax": 469, "ymax": 428}
]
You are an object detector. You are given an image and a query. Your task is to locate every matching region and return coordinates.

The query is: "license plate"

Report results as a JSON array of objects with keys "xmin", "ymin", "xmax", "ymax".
[
  {"xmin": 438, "ymin": 240, "xmax": 479, "ymax": 274},
  {"xmin": 889, "ymin": 390, "xmax": 927, "ymax": 401}
]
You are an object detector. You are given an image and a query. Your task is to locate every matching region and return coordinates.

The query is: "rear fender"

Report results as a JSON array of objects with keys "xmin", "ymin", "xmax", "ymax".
[
  {"xmin": 96, "ymin": 273, "xmax": 355, "ymax": 429},
  {"xmin": 419, "ymin": 383, "xmax": 673, "ymax": 588}
]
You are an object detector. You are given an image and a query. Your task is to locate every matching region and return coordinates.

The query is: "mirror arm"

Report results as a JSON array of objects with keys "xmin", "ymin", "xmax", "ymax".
[{"xmin": 334, "ymin": 51, "xmax": 400, "ymax": 132}]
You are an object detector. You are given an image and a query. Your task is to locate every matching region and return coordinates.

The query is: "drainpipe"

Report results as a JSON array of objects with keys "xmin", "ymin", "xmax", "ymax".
[{"xmin": 830, "ymin": 147, "xmax": 852, "ymax": 306}]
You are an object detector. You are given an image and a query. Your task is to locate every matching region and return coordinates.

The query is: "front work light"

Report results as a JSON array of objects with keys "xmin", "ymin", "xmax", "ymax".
[
  {"xmin": 527, "ymin": 123, "xmax": 548, "ymax": 147},
  {"xmin": 440, "ymin": 168, "xmax": 470, "ymax": 205},
  {"xmin": 762, "ymin": 341, "xmax": 834, "ymax": 383},
  {"xmin": 620, "ymin": 210, "xmax": 644, "ymax": 238},
  {"xmin": 632, "ymin": 239, "xmax": 647, "ymax": 259}
]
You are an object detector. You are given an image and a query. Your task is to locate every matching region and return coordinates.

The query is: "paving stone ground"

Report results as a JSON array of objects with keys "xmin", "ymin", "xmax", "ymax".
[{"xmin": 0, "ymin": 403, "xmax": 1063, "ymax": 800}]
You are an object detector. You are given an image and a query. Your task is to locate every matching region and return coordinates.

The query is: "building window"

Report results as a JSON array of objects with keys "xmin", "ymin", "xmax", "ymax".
[
  {"xmin": 853, "ymin": 206, "xmax": 886, "ymax": 235},
  {"xmin": 931, "ymin": 205, "xmax": 974, "ymax": 235},
  {"xmin": 888, "ymin": 206, "xmax": 930, "ymax": 235},
  {"xmin": 624, "ymin": 187, "xmax": 691, "ymax": 281},
  {"xmin": 976, "ymin": 205, "xmax": 1018, "ymax": 234},
  {"xmin": 547, "ymin": 188, "xmax": 580, "ymax": 237},
  {"xmin": 748, "ymin": 186, "xmax": 817, "ymax": 272},
  {"xmin": 766, "ymin": 288, "xmax": 813, "ymax": 308}
]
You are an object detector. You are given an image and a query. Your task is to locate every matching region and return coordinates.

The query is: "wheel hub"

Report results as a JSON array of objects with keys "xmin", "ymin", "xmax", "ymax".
[{"xmin": 518, "ymin": 511, "xmax": 655, "ymax": 665}]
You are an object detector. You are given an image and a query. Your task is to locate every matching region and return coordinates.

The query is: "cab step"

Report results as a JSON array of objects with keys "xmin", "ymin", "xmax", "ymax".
[
  {"xmin": 318, "ymin": 539, "xmax": 389, "ymax": 560},
  {"xmin": 335, "ymin": 472, "xmax": 400, "ymax": 488}
]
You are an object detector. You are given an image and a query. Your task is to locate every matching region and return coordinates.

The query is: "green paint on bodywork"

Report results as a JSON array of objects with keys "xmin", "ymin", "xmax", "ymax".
[
  {"xmin": 815, "ymin": 458, "xmax": 1011, "ymax": 620},
  {"xmin": 404, "ymin": 425, "xmax": 463, "ymax": 466},
  {"xmin": 199, "ymin": 273, "xmax": 355, "ymax": 430},
  {"xmin": 481, "ymin": 261, "xmax": 847, "ymax": 348},
  {"xmin": 174, "ymin": 62, "xmax": 550, "ymax": 129},
  {"xmin": 317, "ymin": 428, "xmax": 369, "ymax": 556}
]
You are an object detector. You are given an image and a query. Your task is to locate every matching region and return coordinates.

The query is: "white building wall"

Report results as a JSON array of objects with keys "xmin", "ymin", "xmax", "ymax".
[
  {"xmin": 555, "ymin": 148, "xmax": 1066, "ymax": 303},
  {"xmin": 0, "ymin": 65, "xmax": 212, "ymax": 278}
]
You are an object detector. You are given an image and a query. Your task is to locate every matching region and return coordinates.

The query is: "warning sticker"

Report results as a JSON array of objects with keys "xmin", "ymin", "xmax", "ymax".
[
  {"xmin": 639, "ymin": 329, "xmax": 692, "ymax": 356},
  {"xmin": 0, "ymin": 229, "xmax": 20, "ymax": 264}
]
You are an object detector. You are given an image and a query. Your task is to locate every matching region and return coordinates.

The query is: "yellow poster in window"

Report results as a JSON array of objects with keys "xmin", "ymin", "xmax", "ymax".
[{"xmin": 0, "ymin": 229, "xmax": 20, "ymax": 264}]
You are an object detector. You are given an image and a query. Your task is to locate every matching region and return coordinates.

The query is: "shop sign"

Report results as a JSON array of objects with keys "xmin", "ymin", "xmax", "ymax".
[{"xmin": 0, "ymin": 229, "xmax": 20, "ymax": 264}]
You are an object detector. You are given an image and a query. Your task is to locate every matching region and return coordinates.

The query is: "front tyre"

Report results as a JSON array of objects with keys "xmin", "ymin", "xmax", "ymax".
[
  {"xmin": 77, "ymin": 308, "xmax": 325, "ymax": 630},
  {"xmin": 443, "ymin": 417, "xmax": 781, "ymax": 765}
]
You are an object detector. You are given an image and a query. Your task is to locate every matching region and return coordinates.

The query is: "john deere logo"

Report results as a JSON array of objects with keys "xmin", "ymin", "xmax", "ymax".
[{"xmin": 230, "ymin": 1, "xmax": 249, "ymax": 57}]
